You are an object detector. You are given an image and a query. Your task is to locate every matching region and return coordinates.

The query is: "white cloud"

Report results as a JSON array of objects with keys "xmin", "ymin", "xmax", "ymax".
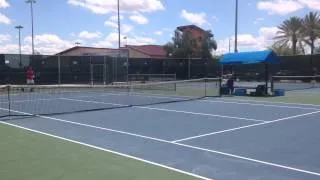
[
  {"xmin": 122, "ymin": 24, "xmax": 133, "ymax": 33},
  {"xmin": 298, "ymin": 0, "xmax": 320, "ymax": 10},
  {"xmin": 128, "ymin": 36, "xmax": 156, "ymax": 45},
  {"xmin": 254, "ymin": 17, "xmax": 264, "ymax": 24},
  {"xmin": 0, "ymin": 33, "xmax": 75, "ymax": 55},
  {"xmin": 23, "ymin": 34, "xmax": 73, "ymax": 55},
  {"xmin": 78, "ymin": 31, "xmax": 102, "ymax": 39},
  {"xmin": 92, "ymin": 40, "xmax": 113, "ymax": 48},
  {"xmin": 0, "ymin": 13, "xmax": 10, "ymax": 24},
  {"xmin": 104, "ymin": 20, "xmax": 118, "ymax": 28},
  {"xmin": 235, "ymin": 34, "xmax": 260, "ymax": 47},
  {"xmin": 0, "ymin": 44, "xmax": 19, "ymax": 54},
  {"xmin": 105, "ymin": 32, "xmax": 125, "ymax": 45},
  {"xmin": 259, "ymin": 27, "xmax": 279, "ymax": 41},
  {"xmin": 68, "ymin": 0, "xmax": 164, "ymax": 14},
  {"xmin": 215, "ymin": 26, "xmax": 280, "ymax": 54},
  {"xmin": 257, "ymin": 0, "xmax": 304, "ymax": 15},
  {"xmin": 129, "ymin": 13, "xmax": 148, "ymax": 24},
  {"xmin": 180, "ymin": 9, "xmax": 207, "ymax": 26},
  {"xmin": 155, "ymin": 31, "xmax": 163, "ymax": 36},
  {"xmin": 0, "ymin": 34, "xmax": 11, "ymax": 43},
  {"xmin": 110, "ymin": 14, "xmax": 124, "ymax": 22},
  {"xmin": 92, "ymin": 32, "xmax": 156, "ymax": 47},
  {"xmin": 104, "ymin": 20, "xmax": 133, "ymax": 33},
  {"xmin": 0, "ymin": 0, "xmax": 9, "ymax": 8}
]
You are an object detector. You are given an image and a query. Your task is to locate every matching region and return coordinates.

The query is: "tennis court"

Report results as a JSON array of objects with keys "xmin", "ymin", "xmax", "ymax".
[{"xmin": 1, "ymin": 80, "xmax": 320, "ymax": 180}]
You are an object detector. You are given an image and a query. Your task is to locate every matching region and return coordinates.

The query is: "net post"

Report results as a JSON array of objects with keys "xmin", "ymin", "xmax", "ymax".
[
  {"xmin": 219, "ymin": 77, "xmax": 222, "ymax": 97},
  {"xmin": 270, "ymin": 76, "xmax": 274, "ymax": 96},
  {"xmin": 264, "ymin": 63, "xmax": 269, "ymax": 96},
  {"xmin": 103, "ymin": 56, "xmax": 107, "ymax": 85}
]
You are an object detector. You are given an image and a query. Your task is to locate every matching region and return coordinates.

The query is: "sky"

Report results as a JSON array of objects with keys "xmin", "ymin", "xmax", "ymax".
[{"xmin": 0, "ymin": 0, "xmax": 319, "ymax": 55}]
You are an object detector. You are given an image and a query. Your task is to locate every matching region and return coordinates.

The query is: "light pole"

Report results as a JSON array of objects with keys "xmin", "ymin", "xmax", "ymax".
[
  {"xmin": 123, "ymin": 36, "xmax": 127, "ymax": 47},
  {"xmin": 117, "ymin": 0, "xmax": 121, "ymax": 50},
  {"xmin": 15, "ymin": 25, "xmax": 23, "ymax": 67},
  {"xmin": 234, "ymin": 0, "xmax": 238, "ymax": 53},
  {"xmin": 116, "ymin": 0, "xmax": 121, "ymax": 82},
  {"xmin": 26, "ymin": 0, "xmax": 36, "ymax": 55}
]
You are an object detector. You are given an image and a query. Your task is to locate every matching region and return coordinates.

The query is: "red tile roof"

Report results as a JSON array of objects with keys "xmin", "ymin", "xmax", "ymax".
[{"xmin": 126, "ymin": 45, "xmax": 167, "ymax": 58}]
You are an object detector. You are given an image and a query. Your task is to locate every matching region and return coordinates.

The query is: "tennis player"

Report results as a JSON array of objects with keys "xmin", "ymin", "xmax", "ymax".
[
  {"xmin": 26, "ymin": 67, "xmax": 35, "ymax": 85},
  {"xmin": 23, "ymin": 67, "xmax": 35, "ymax": 92},
  {"xmin": 227, "ymin": 74, "xmax": 234, "ymax": 95}
]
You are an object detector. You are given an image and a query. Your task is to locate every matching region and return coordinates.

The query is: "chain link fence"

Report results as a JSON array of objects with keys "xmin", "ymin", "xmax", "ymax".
[
  {"xmin": 1, "ymin": 53, "xmax": 319, "ymax": 85},
  {"xmin": 0, "ymin": 54, "xmax": 128, "ymax": 85}
]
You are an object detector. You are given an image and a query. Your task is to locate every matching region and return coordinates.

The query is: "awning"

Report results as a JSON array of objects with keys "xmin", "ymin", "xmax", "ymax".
[{"xmin": 219, "ymin": 50, "xmax": 279, "ymax": 65}]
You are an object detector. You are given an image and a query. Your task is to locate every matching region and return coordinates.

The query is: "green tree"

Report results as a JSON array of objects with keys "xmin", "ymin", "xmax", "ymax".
[
  {"xmin": 274, "ymin": 16, "xmax": 303, "ymax": 55},
  {"xmin": 164, "ymin": 31, "xmax": 196, "ymax": 58},
  {"xmin": 164, "ymin": 30, "xmax": 217, "ymax": 58},
  {"xmin": 163, "ymin": 42, "xmax": 174, "ymax": 57},
  {"xmin": 269, "ymin": 42, "xmax": 293, "ymax": 56},
  {"xmin": 301, "ymin": 12, "xmax": 320, "ymax": 55},
  {"xmin": 200, "ymin": 30, "xmax": 218, "ymax": 59},
  {"xmin": 269, "ymin": 42, "xmax": 304, "ymax": 56}
]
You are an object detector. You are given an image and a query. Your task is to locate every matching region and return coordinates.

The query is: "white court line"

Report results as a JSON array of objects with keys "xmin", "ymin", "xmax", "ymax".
[
  {"xmin": 173, "ymin": 142, "xmax": 320, "ymax": 177},
  {"xmin": 1, "ymin": 107, "xmax": 320, "ymax": 177},
  {"xmin": 0, "ymin": 122, "xmax": 211, "ymax": 180},
  {"xmin": 101, "ymin": 91, "xmax": 187, "ymax": 100},
  {"xmin": 0, "ymin": 107, "xmax": 170, "ymax": 143},
  {"xmin": 136, "ymin": 106, "xmax": 266, "ymax": 123},
  {"xmin": 60, "ymin": 98, "xmax": 126, "ymax": 107},
  {"xmin": 201, "ymin": 99, "xmax": 320, "ymax": 111},
  {"xmin": 0, "ymin": 98, "xmax": 62, "ymax": 104},
  {"xmin": 219, "ymin": 98, "xmax": 320, "ymax": 107},
  {"xmin": 62, "ymin": 97, "xmax": 266, "ymax": 123},
  {"xmin": 171, "ymin": 110, "xmax": 320, "ymax": 143}
]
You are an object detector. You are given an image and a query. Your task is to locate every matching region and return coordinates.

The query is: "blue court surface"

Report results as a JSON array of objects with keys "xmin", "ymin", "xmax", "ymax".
[{"xmin": 1, "ymin": 91, "xmax": 320, "ymax": 180}]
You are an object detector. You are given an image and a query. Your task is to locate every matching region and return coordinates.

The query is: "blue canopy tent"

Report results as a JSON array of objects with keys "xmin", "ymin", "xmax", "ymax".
[{"xmin": 219, "ymin": 50, "xmax": 279, "ymax": 95}]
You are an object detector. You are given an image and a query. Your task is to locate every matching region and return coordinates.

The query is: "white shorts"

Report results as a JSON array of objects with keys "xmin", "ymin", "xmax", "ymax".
[{"xmin": 27, "ymin": 79, "xmax": 35, "ymax": 84}]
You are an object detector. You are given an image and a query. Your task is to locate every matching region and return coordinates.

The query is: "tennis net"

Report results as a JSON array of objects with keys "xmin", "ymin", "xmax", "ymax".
[
  {"xmin": 0, "ymin": 78, "xmax": 221, "ymax": 119},
  {"xmin": 128, "ymin": 74, "xmax": 177, "ymax": 82},
  {"xmin": 271, "ymin": 75, "xmax": 320, "ymax": 91}
]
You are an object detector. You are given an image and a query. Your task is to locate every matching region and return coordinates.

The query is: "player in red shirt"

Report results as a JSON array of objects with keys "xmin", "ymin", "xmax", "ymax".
[
  {"xmin": 23, "ymin": 67, "xmax": 35, "ymax": 92},
  {"xmin": 26, "ymin": 67, "xmax": 35, "ymax": 85}
]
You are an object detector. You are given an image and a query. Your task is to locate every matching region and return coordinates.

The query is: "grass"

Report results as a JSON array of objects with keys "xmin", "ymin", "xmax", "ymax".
[{"xmin": 0, "ymin": 123, "xmax": 199, "ymax": 180}]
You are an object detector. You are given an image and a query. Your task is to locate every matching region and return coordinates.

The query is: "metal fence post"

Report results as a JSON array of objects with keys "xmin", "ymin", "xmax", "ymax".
[
  {"xmin": 103, "ymin": 56, "xmax": 107, "ymax": 85},
  {"xmin": 188, "ymin": 58, "xmax": 191, "ymax": 79},
  {"xmin": 58, "ymin": 55, "xmax": 61, "ymax": 84},
  {"xmin": 90, "ymin": 56, "xmax": 93, "ymax": 85}
]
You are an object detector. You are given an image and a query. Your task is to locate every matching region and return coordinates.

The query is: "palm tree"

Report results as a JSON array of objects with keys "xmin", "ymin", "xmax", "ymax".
[
  {"xmin": 269, "ymin": 42, "xmax": 293, "ymax": 56},
  {"xmin": 301, "ymin": 12, "xmax": 320, "ymax": 55},
  {"xmin": 274, "ymin": 16, "xmax": 303, "ymax": 55}
]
